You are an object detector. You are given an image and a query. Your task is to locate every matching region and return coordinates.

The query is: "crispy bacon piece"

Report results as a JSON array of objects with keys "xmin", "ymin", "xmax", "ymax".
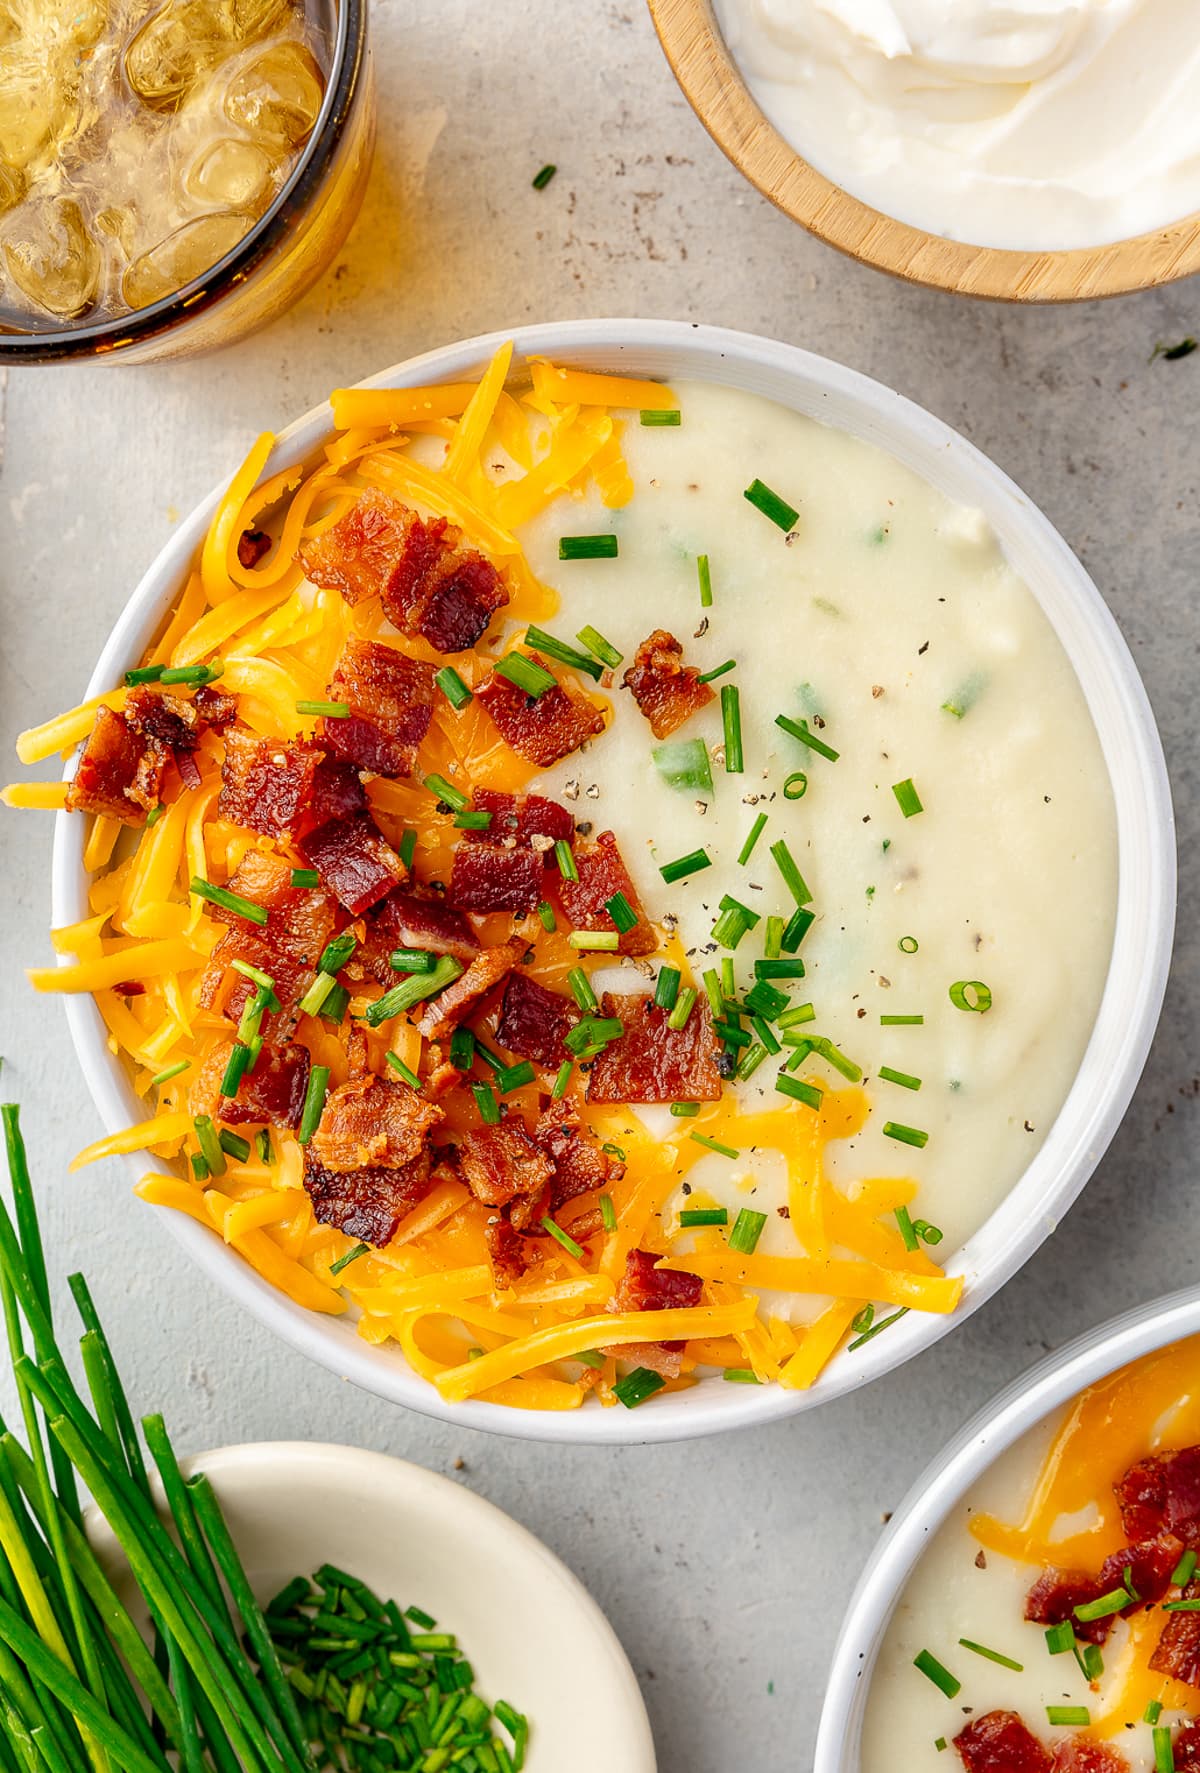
[
  {"xmin": 1024, "ymin": 1569, "xmax": 1110, "ymax": 1645},
  {"xmin": 557, "ymin": 831, "xmax": 656, "ymax": 957},
  {"xmin": 301, "ymin": 813, "xmax": 407, "ymax": 916},
  {"xmin": 476, "ymin": 653, "xmax": 605, "ymax": 768},
  {"xmin": 586, "ymin": 992, "xmax": 723, "ymax": 1104},
  {"xmin": 309, "ymin": 1076, "xmax": 443, "ymax": 1174},
  {"xmin": 303, "ymin": 1147, "xmax": 434, "ymax": 1247},
  {"xmin": 1117, "ymin": 1447, "xmax": 1200, "ymax": 1548},
  {"xmin": 496, "ymin": 973, "xmax": 577, "ymax": 1069},
  {"xmin": 191, "ymin": 1039, "xmax": 311, "ymax": 1130},
  {"xmin": 602, "ymin": 1247, "xmax": 703, "ymax": 1379},
  {"xmin": 1049, "ymin": 1742, "xmax": 1130, "ymax": 1773},
  {"xmin": 200, "ymin": 851, "xmax": 337, "ymax": 1035},
  {"xmin": 465, "ymin": 789, "xmax": 573, "ymax": 854},
  {"xmin": 1151, "ymin": 1578, "xmax": 1200, "ymax": 1688},
  {"xmin": 1174, "ymin": 1722, "xmax": 1200, "ymax": 1769},
  {"xmin": 67, "ymin": 706, "xmax": 166, "ymax": 824},
  {"xmin": 124, "ymin": 686, "xmax": 200, "ymax": 750},
  {"xmin": 414, "ymin": 937, "xmax": 526, "ymax": 1042},
  {"xmin": 622, "ymin": 628, "xmax": 714, "ymax": 739},
  {"xmin": 457, "ymin": 1121, "xmax": 553, "ymax": 1208},
  {"xmin": 193, "ymin": 686, "xmax": 238, "ymax": 728},
  {"xmin": 300, "ymin": 491, "xmax": 508, "ymax": 653},
  {"xmin": 218, "ymin": 728, "xmax": 324, "ymax": 838},
  {"xmin": 323, "ymin": 637, "xmax": 435, "ymax": 779},
  {"xmin": 954, "ymin": 1713, "xmax": 1052, "ymax": 1773},
  {"xmin": 449, "ymin": 843, "xmax": 543, "ymax": 915},
  {"xmin": 1026, "ymin": 1538, "xmax": 1182, "ymax": 1646},
  {"xmin": 1097, "ymin": 1537, "xmax": 1181, "ymax": 1609},
  {"xmin": 237, "ymin": 528, "xmax": 271, "ymax": 568},
  {"xmin": 309, "ymin": 757, "xmax": 368, "ymax": 826},
  {"xmin": 484, "ymin": 1211, "xmax": 539, "ymax": 1287},
  {"xmin": 359, "ymin": 889, "xmax": 481, "ymax": 984},
  {"xmin": 533, "ymin": 1099, "xmax": 623, "ymax": 1211}
]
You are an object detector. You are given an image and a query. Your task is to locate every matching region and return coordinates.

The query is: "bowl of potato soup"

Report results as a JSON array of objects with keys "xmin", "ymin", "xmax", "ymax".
[
  {"xmin": 33, "ymin": 319, "xmax": 1173, "ymax": 1442},
  {"xmin": 816, "ymin": 1289, "xmax": 1200, "ymax": 1773}
]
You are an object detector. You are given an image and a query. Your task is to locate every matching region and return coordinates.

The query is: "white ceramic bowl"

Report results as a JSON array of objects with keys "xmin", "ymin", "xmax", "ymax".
[
  {"xmin": 50, "ymin": 319, "xmax": 1175, "ymax": 1443},
  {"xmin": 86, "ymin": 1440, "xmax": 656, "ymax": 1773},
  {"xmin": 814, "ymin": 1285, "xmax": 1200, "ymax": 1772}
]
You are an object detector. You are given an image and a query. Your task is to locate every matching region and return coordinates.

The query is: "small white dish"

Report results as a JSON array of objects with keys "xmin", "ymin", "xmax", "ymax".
[
  {"xmin": 86, "ymin": 1440, "xmax": 656, "ymax": 1773},
  {"xmin": 50, "ymin": 318, "xmax": 1175, "ymax": 1442},
  {"xmin": 814, "ymin": 1286, "xmax": 1200, "ymax": 1772}
]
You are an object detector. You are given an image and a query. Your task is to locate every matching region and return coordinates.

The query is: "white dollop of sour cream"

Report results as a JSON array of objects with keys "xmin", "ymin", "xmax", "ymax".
[{"xmin": 713, "ymin": 0, "xmax": 1200, "ymax": 249}]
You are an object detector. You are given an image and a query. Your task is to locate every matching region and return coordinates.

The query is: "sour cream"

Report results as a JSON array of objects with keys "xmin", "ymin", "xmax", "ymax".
[{"xmin": 712, "ymin": 0, "xmax": 1200, "ymax": 250}]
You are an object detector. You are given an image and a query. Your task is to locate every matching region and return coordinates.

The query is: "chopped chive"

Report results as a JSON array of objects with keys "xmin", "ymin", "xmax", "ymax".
[
  {"xmin": 605, "ymin": 891, "xmax": 638, "ymax": 933},
  {"xmin": 738, "ymin": 813, "xmax": 768, "ymax": 865},
  {"xmin": 190, "ymin": 875, "xmax": 268, "ymax": 925},
  {"xmin": 743, "ymin": 478, "xmax": 799, "ymax": 532},
  {"xmin": 898, "ymin": 935, "xmax": 919, "ymax": 953},
  {"xmin": 883, "ymin": 1121, "xmax": 928, "ymax": 1149},
  {"xmin": 453, "ymin": 808, "xmax": 492, "ymax": 829},
  {"xmin": 1044, "ymin": 1621, "xmax": 1075, "ymax": 1654},
  {"xmin": 640, "ymin": 408, "xmax": 681, "ymax": 427},
  {"xmin": 849, "ymin": 1304, "xmax": 909, "ymax": 1351},
  {"xmin": 781, "ymin": 906, "xmax": 815, "ymax": 952},
  {"xmin": 777, "ymin": 1002, "xmax": 816, "ymax": 1030},
  {"xmin": 558, "ymin": 534, "xmax": 618, "ymax": 561},
  {"xmin": 755, "ymin": 958, "xmax": 805, "ymax": 979},
  {"xmin": 1153, "ymin": 1725, "xmax": 1176, "ymax": 1773},
  {"xmin": 894, "ymin": 1205, "xmax": 919, "ymax": 1252},
  {"xmin": 1145, "ymin": 1701, "xmax": 1163, "ymax": 1726},
  {"xmin": 652, "ymin": 737, "xmax": 713, "ymax": 792},
  {"xmin": 690, "ymin": 1132, "xmax": 739, "ymax": 1159},
  {"xmin": 668, "ymin": 987, "xmax": 697, "ymax": 1031},
  {"xmin": 541, "ymin": 1216, "xmax": 585, "ymax": 1259},
  {"xmin": 318, "ymin": 930, "xmax": 358, "ymax": 974},
  {"xmin": 497, "ymin": 1061, "xmax": 535, "ymax": 1094},
  {"xmin": 1046, "ymin": 1708, "xmax": 1090, "ymax": 1728},
  {"xmin": 568, "ymin": 967, "xmax": 598, "ymax": 1012},
  {"xmin": 576, "ymin": 624, "xmax": 623, "ymax": 668},
  {"xmin": 433, "ymin": 665, "xmax": 472, "ymax": 709},
  {"xmin": 743, "ymin": 979, "xmax": 789, "ymax": 1021},
  {"xmin": 697, "ymin": 553, "xmax": 713, "ymax": 607},
  {"xmin": 655, "ymin": 966, "xmax": 681, "ymax": 1011},
  {"xmin": 736, "ymin": 1042, "xmax": 768, "ymax": 1080},
  {"xmin": 670, "ymin": 1102, "xmax": 701, "ymax": 1119},
  {"xmin": 769, "ymin": 838, "xmax": 811, "ymax": 906},
  {"xmin": 448, "ymin": 1027, "xmax": 475, "ymax": 1071},
  {"xmin": 145, "ymin": 801, "xmax": 164, "ymax": 826},
  {"xmin": 193, "ymin": 1114, "xmax": 226, "ymax": 1177},
  {"xmin": 713, "ymin": 1019, "xmax": 751, "ymax": 1049},
  {"xmin": 494, "ymin": 652, "xmax": 558, "ymax": 696},
  {"xmin": 659, "ymin": 847, "xmax": 711, "ymax": 883},
  {"xmin": 958, "ymin": 1640, "xmax": 1022, "ymax": 1673},
  {"xmin": 764, "ymin": 915, "xmax": 784, "ymax": 959},
  {"xmin": 552, "ymin": 1060, "xmax": 573, "ymax": 1100},
  {"xmin": 1172, "ymin": 1550, "xmax": 1198, "ymax": 1587},
  {"xmin": 775, "ymin": 1074, "xmax": 822, "ymax": 1110},
  {"xmin": 471, "ymin": 1082, "xmax": 501, "ymax": 1125},
  {"xmin": 290, "ymin": 867, "xmax": 320, "ymax": 888},
  {"xmin": 775, "ymin": 713, "xmax": 839, "ymax": 763},
  {"xmin": 879, "ymin": 1065, "xmax": 922, "ymax": 1091},
  {"xmin": 728, "ymin": 1208, "xmax": 766, "ymax": 1254},
  {"xmin": 296, "ymin": 699, "xmax": 351, "ymax": 718},
  {"xmin": 949, "ymin": 980, "xmax": 992, "ymax": 1013},
  {"xmin": 698, "ymin": 659, "xmax": 736, "ymax": 685},
  {"xmin": 614, "ymin": 1367, "xmax": 665, "ymax": 1408},
  {"xmin": 297, "ymin": 971, "xmax": 337, "ymax": 1018},
  {"xmin": 567, "ymin": 930, "xmax": 620, "ymax": 951},
  {"xmin": 297, "ymin": 1065, "xmax": 331, "ymax": 1144},
  {"xmin": 191, "ymin": 1152, "xmax": 209, "ymax": 1180},
  {"xmin": 218, "ymin": 1128, "xmax": 250, "ymax": 1162},
  {"xmin": 783, "ymin": 771, "xmax": 807, "ymax": 800},
  {"xmin": 575, "ymin": 1349, "xmax": 606, "ymax": 1370},
  {"xmin": 808, "ymin": 1035, "xmax": 861, "ymax": 1082},
  {"xmin": 531, "ymin": 162, "xmax": 556, "ymax": 189},
  {"xmin": 365, "ymin": 954, "xmax": 463, "ymax": 1024},
  {"xmin": 721, "ymin": 955, "xmax": 736, "ymax": 998},
  {"xmin": 555, "ymin": 838, "xmax": 578, "ymax": 881},
  {"xmin": 881, "ymin": 1013, "xmax": 924, "ymax": 1026},
  {"xmin": 524, "ymin": 624, "xmax": 604, "ymax": 681},
  {"xmin": 160, "ymin": 660, "xmax": 222, "ymax": 685},
  {"xmin": 723, "ymin": 1368, "xmax": 761, "ymax": 1384},
  {"xmin": 935, "ymin": 1741, "xmax": 947, "ymax": 1755},
  {"xmin": 390, "ymin": 948, "xmax": 437, "ymax": 973},
  {"xmin": 564, "ymin": 1015, "xmax": 624, "ymax": 1053},
  {"xmin": 721, "ymin": 683, "xmax": 743, "ymax": 773},
  {"xmin": 912, "ymin": 1218, "xmax": 943, "ymax": 1246},
  {"xmin": 599, "ymin": 1192, "xmax": 617, "ymax": 1232},
  {"xmin": 422, "ymin": 772, "xmax": 468, "ymax": 812},
  {"xmin": 329, "ymin": 1241, "xmax": 370, "ymax": 1277},
  {"xmin": 220, "ymin": 1041, "xmax": 252, "ymax": 1099},
  {"xmin": 385, "ymin": 1051, "xmax": 422, "ymax": 1090},
  {"xmin": 750, "ymin": 1014, "xmax": 780, "ymax": 1052},
  {"xmin": 255, "ymin": 1128, "xmax": 274, "ymax": 1166},
  {"xmin": 892, "ymin": 778, "xmax": 923, "ymax": 818},
  {"xmin": 942, "ymin": 673, "xmax": 986, "ymax": 719},
  {"xmin": 913, "ymin": 1651, "xmax": 960, "ymax": 1699},
  {"xmin": 1163, "ymin": 1598, "xmax": 1200, "ymax": 1612},
  {"xmin": 151, "ymin": 1058, "xmax": 190, "ymax": 1086},
  {"xmin": 536, "ymin": 899, "xmax": 557, "ymax": 932},
  {"xmin": 125, "ymin": 663, "xmax": 165, "ymax": 685},
  {"xmin": 398, "ymin": 828, "xmax": 417, "ymax": 868}
]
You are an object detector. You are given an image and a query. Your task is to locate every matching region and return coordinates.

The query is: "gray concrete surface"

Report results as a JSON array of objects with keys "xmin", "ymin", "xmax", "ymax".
[{"xmin": 1, "ymin": 3, "xmax": 1198, "ymax": 1767}]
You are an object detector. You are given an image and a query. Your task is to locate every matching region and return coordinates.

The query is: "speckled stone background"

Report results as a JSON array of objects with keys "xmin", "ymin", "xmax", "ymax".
[{"xmin": 1, "ymin": 4, "xmax": 1197, "ymax": 1768}]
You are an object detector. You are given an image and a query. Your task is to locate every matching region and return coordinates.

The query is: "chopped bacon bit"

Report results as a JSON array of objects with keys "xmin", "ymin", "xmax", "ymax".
[
  {"xmin": 586, "ymin": 991, "xmax": 723, "ymax": 1104},
  {"xmin": 484, "ymin": 1210, "xmax": 539, "ymax": 1287},
  {"xmin": 496, "ymin": 973, "xmax": 577, "ymax": 1069},
  {"xmin": 1097, "ymin": 1537, "xmax": 1182, "ymax": 1609},
  {"xmin": 1151, "ymin": 1578, "xmax": 1200, "ymax": 1688},
  {"xmin": 1174, "ymin": 1722, "xmax": 1200, "ymax": 1769},
  {"xmin": 414, "ymin": 936, "xmax": 526, "ymax": 1042},
  {"xmin": 449, "ymin": 843, "xmax": 543, "ymax": 915},
  {"xmin": 954, "ymin": 1713, "xmax": 1052, "ymax": 1773},
  {"xmin": 200, "ymin": 851, "xmax": 337, "ymax": 1036},
  {"xmin": 359, "ymin": 889, "xmax": 481, "ymax": 985},
  {"xmin": 622, "ymin": 628, "xmax": 715, "ymax": 739},
  {"xmin": 1117, "ymin": 1446, "xmax": 1200, "ymax": 1548},
  {"xmin": 466, "ymin": 789, "xmax": 573, "ymax": 853},
  {"xmin": 300, "ymin": 490, "xmax": 508, "ymax": 653},
  {"xmin": 237, "ymin": 528, "xmax": 272, "ymax": 569},
  {"xmin": 476, "ymin": 652, "xmax": 605, "ymax": 768},
  {"xmin": 303, "ymin": 1146, "xmax": 434, "ymax": 1248},
  {"xmin": 193, "ymin": 686, "xmax": 238, "ymax": 728},
  {"xmin": 301, "ymin": 812, "xmax": 407, "ymax": 916},
  {"xmin": 557, "ymin": 831, "xmax": 656, "ymax": 957},
  {"xmin": 218, "ymin": 727, "xmax": 323, "ymax": 838},
  {"xmin": 1049, "ymin": 1741, "xmax": 1130, "ymax": 1773},
  {"xmin": 423, "ymin": 1051, "xmax": 465, "ymax": 1099},
  {"xmin": 457, "ymin": 1121, "xmax": 553, "ymax": 1208},
  {"xmin": 191, "ymin": 1039, "xmax": 311, "ymax": 1129},
  {"xmin": 309, "ymin": 756, "xmax": 368, "ymax": 828},
  {"xmin": 602, "ymin": 1247, "xmax": 702, "ymax": 1379},
  {"xmin": 533, "ymin": 1099, "xmax": 623, "ymax": 1211},
  {"xmin": 309, "ymin": 1075, "xmax": 443, "ymax": 1174},
  {"xmin": 67, "ymin": 706, "xmax": 166, "ymax": 824},
  {"xmin": 1025, "ymin": 1569, "xmax": 1110, "ymax": 1645},
  {"xmin": 113, "ymin": 981, "xmax": 144, "ymax": 998},
  {"xmin": 323, "ymin": 637, "xmax": 435, "ymax": 779},
  {"xmin": 125, "ymin": 685, "xmax": 202, "ymax": 750}
]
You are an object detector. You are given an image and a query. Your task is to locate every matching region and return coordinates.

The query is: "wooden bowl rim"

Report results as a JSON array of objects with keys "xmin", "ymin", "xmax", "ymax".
[{"xmin": 648, "ymin": 0, "xmax": 1200, "ymax": 303}]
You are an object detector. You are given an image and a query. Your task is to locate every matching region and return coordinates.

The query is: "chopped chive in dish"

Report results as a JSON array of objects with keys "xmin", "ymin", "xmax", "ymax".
[
  {"xmin": 640, "ymin": 408, "xmax": 681, "ymax": 426},
  {"xmin": 494, "ymin": 652, "xmax": 557, "ymax": 696},
  {"xmin": 690, "ymin": 1132, "xmax": 739, "ymax": 1159},
  {"xmin": 697, "ymin": 553, "xmax": 713, "ymax": 607},
  {"xmin": 950, "ymin": 980, "xmax": 993, "ymax": 1013},
  {"xmin": 433, "ymin": 664, "xmax": 472, "ymax": 708},
  {"xmin": 558, "ymin": 534, "xmax": 618, "ymax": 561},
  {"xmin": 524, "ymin": 624, "xmax": 605, "ymax": 680},
  {"xmin": 892, "ymin": 777, "xmax": 924, "ymax": 817},
  {"xmin": 721, "ymin": 683, "xmax": 743, "ymax": 773},
  {"xmin": 576, "ymin": 624, "xmax": 623, "ymax": 667},
  {"xmin": 659, "ymin": 848, "xmax": 711, "ymax": 883},
  {"xmin": 531, "ymin": 161, "xmax": 557, "ymax": 188},
  {"xmin": 774, "ymin": 713, "xmax": 840, "ymax": 762},
  {"xmin": 913, "ymin": 1650, "xmax": 961, "ymax": 1698},
  {"xmin": 958, "ymin": 1638, "xmax": 1024, "ymax": 1672},
  {"xmin": 743, "ymin": 477, "xmax": 799, "ymax": 532}
]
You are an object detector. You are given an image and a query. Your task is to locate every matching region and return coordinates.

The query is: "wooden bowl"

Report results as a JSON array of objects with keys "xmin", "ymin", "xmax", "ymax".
[{"xmin": 648, "ymin": 0, "xmax": 1200, "ymax": 302}]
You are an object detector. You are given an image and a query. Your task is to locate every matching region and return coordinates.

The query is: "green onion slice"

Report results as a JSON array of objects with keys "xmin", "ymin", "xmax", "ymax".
[
  {"xmin": 949, "ymin": 980, "xmax": 992, "ymax": 1013},
  {"xmin": 652, "ymin": 737, "xmax": 713, "ymax": 793},
  {"xmin": 743, "ymin": 478, "xmax": 799, "ymax": 532},
  {"xmin": 559, "ymin": 534, "xmax": 618, "ymax": 561}
]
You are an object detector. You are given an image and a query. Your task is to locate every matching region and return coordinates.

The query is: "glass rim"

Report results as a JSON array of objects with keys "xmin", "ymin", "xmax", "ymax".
[{"xmin": 0, "ymin": 0, "xmax": 367, "ymax": 364}]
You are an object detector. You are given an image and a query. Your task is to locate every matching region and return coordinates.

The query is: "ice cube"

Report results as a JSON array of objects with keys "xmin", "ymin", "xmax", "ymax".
[
  {"xmin": 2, "ymin": 195, "xmax": 100, "ymax": 318},
  {"xmin": 223, "ymin": 40, "xmax": 322, "ymax": 147},
  {"xmin": 228, "ymin": 0, "xmax": 292, "ymax": 43},
  {"xmin": 0, "ymin": 59, "xmax": 68, "ymax": 168},
  {"xmin": 0, "ymin": 159, "xmax": 24, "ymax": 216},
  {"xmin": 124, "ymin": 0, "xmax": 230, "ymax": 110},
  {"xmin": 184, "ymin": 136, "xmax": 276, "ymax": 211},
  {"xmin": 120, "ymin": 208, "xmax": 249, "ymax": 308},
  {"xmin": 42, "ymin": 0, "xmax": 108, "ymax": 51}
]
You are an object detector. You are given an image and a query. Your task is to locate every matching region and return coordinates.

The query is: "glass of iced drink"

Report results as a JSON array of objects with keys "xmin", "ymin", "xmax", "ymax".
[{"xmin": 0, "ymin": 0, "xmax": 373, "ymax": 363}]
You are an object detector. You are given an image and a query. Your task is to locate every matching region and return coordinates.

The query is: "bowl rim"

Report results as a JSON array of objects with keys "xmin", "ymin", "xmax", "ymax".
[
  {"xmin": 646, "ymin": 0, "xmax": 1200, "ymax": 303},
  {"xmin": 84, "ymin": 1439, "xmax": 657, "ymax": 1772},
  {"xmin": 49, "ymin": 315, "xmax": 1176, "ymax": 1444},
  {"xmin": 0, "ymin": 0, "xmax": 368, "ymax": 363},
  {"xmin": 813, "ymin": 1284, "xmax": 1200, "ymax": 1772}
]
